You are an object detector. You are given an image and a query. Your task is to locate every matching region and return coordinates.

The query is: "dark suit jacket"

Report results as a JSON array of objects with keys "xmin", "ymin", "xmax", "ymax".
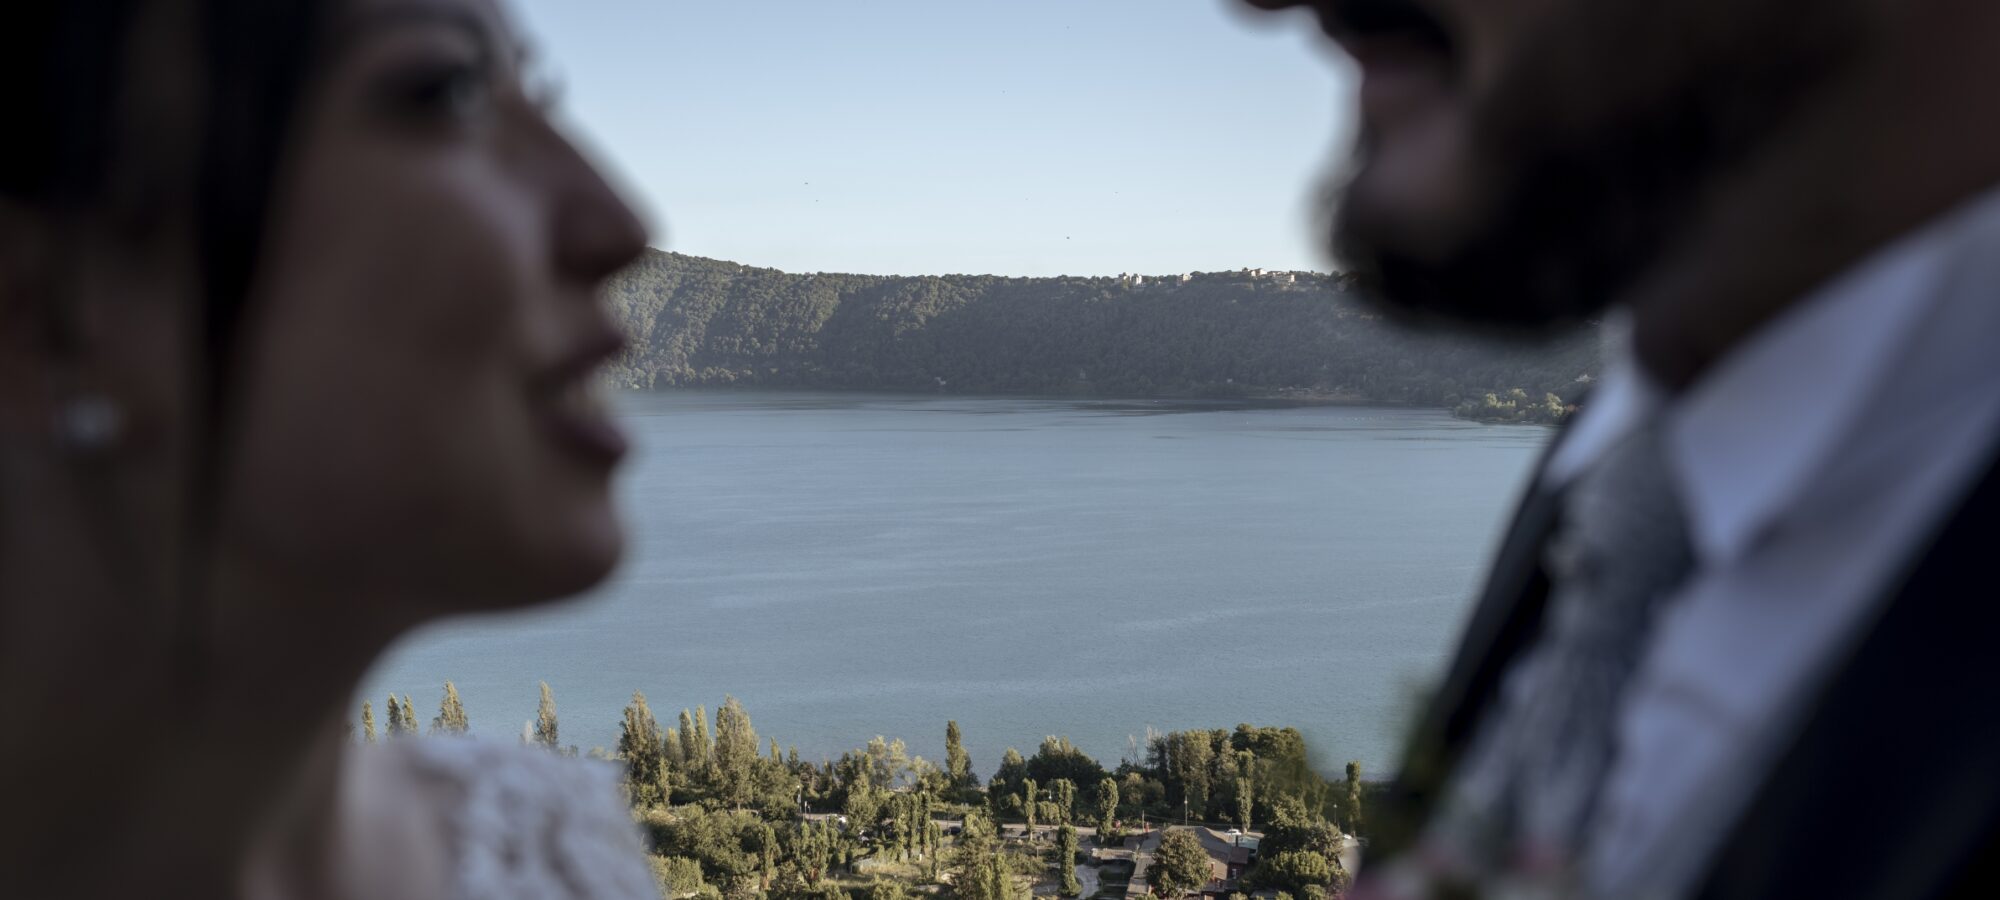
[{"xmin": 1366, "ymin": 420, "xmax": 2000, "ymax": 898}]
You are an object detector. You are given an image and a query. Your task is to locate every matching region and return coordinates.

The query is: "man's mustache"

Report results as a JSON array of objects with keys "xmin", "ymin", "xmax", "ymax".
[{"xmin": 1323, "ymin": 0, "xmax": 1454, "ymax": 49}]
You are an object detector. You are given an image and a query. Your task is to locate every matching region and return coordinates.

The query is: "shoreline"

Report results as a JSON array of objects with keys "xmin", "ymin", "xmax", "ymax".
[{"xmin": 613, "ymin": 383, "xmax": 1456, "ymax": 414}]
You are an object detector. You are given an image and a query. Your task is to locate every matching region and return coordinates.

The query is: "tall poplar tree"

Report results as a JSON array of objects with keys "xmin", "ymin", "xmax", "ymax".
[
  {"xmin": 532, "ymin": 682, "xmax": 560, "ymax": 750},
  {"xmin": 1023, "ymin": 779, "xmax": 1038, "ymax": 835},
  {"xmin": 945, "ymin": 721, "xmax": 974, "ymax": 792},
  {"xmin": 385, "ymin": 695, "xmax": 406, "ymax": 737},
  {"xmin": 431, "ymin": 682, "xmax": 469, "ymax": 735},
  {"xmin": 1343, "ymin": 761, "xmax": 1364, "ymax": 836},
  {"xmin": 678, "ymin": 709, "xmax": 701, "ymax": 774},
  {"xmin": 361, "ymin": 702, "xmax": 377, "ymax": 743},
  {"xmin": 1050, "ymin": 779, "xmax": 1075, "ymax": 825},
  {"xmin": 1096, "ymin": 778, "xmax": 1119, "ymax": 834},
  {"xmin": 693, "ymin": 705, "xmax": 713, "ymax": 773},
  {"xmin": 1056, "ymin": 825, "xmax": 1081, "ymax": 897},
  {"xmin": 986, "ymin": 779, "xmax": 1008, "ymax": 826},
  {"xmin": 617, "ymin": 691, "xmax": 668, "ymax": 808},
  {"xmin": 400, "ymin": 695, "xmax": 418, "ymax": 734},
  {"xmin": 712, "ymin": 696, "xmax": 759, "ymax": 809}
]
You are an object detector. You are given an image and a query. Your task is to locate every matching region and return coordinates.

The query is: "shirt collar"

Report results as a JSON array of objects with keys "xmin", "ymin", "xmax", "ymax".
[{"xmin": 1548, "ymin": 184, "xmax": 2000, "ymax": 567}]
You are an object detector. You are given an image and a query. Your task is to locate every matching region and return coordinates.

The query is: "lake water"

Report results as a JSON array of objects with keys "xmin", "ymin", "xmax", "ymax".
[{"xmin": 360, "ymin": 391, "xmax": 1548, "ymax": 778}]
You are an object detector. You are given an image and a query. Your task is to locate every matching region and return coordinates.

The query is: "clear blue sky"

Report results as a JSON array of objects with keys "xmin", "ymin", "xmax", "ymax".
[{"xmin": 512, "ymin": 0, "xmax": 1356, "ymax": 277}]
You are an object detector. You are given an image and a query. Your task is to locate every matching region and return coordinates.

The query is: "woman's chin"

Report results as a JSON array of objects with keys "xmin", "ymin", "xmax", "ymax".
[{"xmin": 486, "ymin": 506, "xmax": 627, "ymax": 608}]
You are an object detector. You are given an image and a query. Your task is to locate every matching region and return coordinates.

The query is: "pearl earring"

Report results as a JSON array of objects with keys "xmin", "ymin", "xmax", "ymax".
[{"xmin": 54, "ymin": 394, "xmax": 125, "ymax": 453}]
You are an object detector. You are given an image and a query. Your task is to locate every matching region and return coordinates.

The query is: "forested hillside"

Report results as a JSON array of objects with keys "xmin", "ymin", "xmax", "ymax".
[{"xmin": 602, "ymin": 251, "xmax": 1598, "ymax": 419}]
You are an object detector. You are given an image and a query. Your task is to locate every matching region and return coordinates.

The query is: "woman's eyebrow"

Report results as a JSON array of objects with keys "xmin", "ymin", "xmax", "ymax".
[{"xmin": 327, "ymin": 4, "xmax": 517, "ymax": 67}]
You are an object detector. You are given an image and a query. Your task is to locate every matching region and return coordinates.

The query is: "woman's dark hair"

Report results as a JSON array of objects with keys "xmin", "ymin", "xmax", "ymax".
[
  {"xmin": 5, "ymin": 0, "xmax": 324, "ymax": 395},
  {"xmin": 1, "ymin": 2, "xmax": 142, "ymax": 209},
  {"xmin": 5, "ymin": 0, "xmax": 326, "ymax": 662}
]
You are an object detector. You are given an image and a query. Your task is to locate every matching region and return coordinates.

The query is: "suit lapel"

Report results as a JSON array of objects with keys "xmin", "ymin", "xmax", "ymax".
[
  {"xmin": 1372, "ymin": 421, "xmax": 1575, "ymax": 858},
  {"xmin": 1694, "ymin": 450, "xmax": 2000, "ymax": 899}
]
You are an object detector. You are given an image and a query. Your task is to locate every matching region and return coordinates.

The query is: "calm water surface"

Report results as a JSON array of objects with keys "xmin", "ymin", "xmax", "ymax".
[{"xmin": 361, "ymin": 391, "xmax": 1548, "ymax": 777}]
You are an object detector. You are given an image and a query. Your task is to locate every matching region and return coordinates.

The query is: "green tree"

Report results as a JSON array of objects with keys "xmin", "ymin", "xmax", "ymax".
[
  {"xmin": 950, "ymin": 810, "xmax": 1028, "ymax": 900},
  {"xmin": 844, "ymin": 777, "xmax": 882, "ymax": 830},
  {"xmin": 384, "ymin": 695, "xmax": 407, "ymax": 737},
  {"xmin": 1027, "ymin": 736, "xmax": 1107, "ymax": 790},
  {"xmin": 401, "ymin": 694, "xmax": 418, "ymax": 734},
  {"xmin": 619, "ymin": 691, "xmax": 669, "ymax": 808},
  {"xmin": 862, "ymin": 880, "xmax": 910, "ymax": 900},
  {"xmin": 990, "ymin": 747, "xmax": 1029, "ymax": 812},
  {"xmin": 1152, "ymin": 829, "xmax": 1213, "ymax": 899},
  {"xmin": 679, "ymin": 709, "xmax": 703, "ymax": 775},
  {"xmin": 360, "ymin": 702, "xmax": 377, "ymax": 743},
  {"xmin": 1151, "ymin": 731, "xmax": 1215, "ymax": 821},
  {"xmin": 1342, "ymin": 761, "xmax": 1364, "ymax": 837},
  {"xmin": 986, "ymin": 782, "xmax": 1008, "ymax": 827},
  {"xmin": 431, "ymin": 681, "xmax": 469, "ymax": 735},
  {"xmin": 1056, "ymin": 824, "xmax": 1081, "ymax": 897},
  {"xmin": 796, "ymin": 818, "xmax": 839, "ymax": 885},
  {"xmin": 693, "ymin": 705, "xmax": 712, "ymax": 771},
  {"xmin": 650, "ymin": 856, "xmax": 706, "ymax": 899},
  {"xmin": 1258, "ymin": 850, "xmax": 1333, "ymax": 895},
  {"xmin": 532, "ymin": 682, "xmax": 559, "ymax": 750},
  {"xmin": 1096, "ymin": 777, "xmax": 1119, "ymax": 834},
  {"xmin": 1117, "ymin": 772, "xmax": 1152, "ymax": 821},
  {"xmin": 946, "ymin": 720, "xmax": 975, "ymax": 792},
  {"xmin": 863, "ymin": 736, "xmax": 912, "ymax": 791},
  {"xmin": 713, "ymin": 696, "xmax": 760, "ymax": 809},
  {"xmin": 1050, "ymin": 778, "xmax": 1076, "ymax": 825},
  {"xmin": 1022, "ymin": 778, "xmax": 1038, "ymax": 834},
  {"xmin": 1261, "ymin": 800, "xmax": 1342, "ymax": 861},
  {"xmin": 1236, "ymin": 778, "xmax": 1253, "ymax": 833}
]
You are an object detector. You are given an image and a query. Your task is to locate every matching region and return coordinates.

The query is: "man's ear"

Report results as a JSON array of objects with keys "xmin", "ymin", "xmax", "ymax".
[{"xmin": 0, "ymin": 201, "xmax": 61, "ymax": 438}]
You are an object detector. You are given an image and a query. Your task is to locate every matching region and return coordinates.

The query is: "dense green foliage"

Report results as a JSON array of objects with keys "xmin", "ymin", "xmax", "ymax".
[
  {"xmin": 1252, "ymin": 797, "xmax": 1352, "ymax": 896},
  {"xmin": 602, "ymin": 251, "xmax": 1598, "ymax": 415},
  {"xmin": 362, "ymin": 685, "xmax": 1365, "ymax": 900},
  {"xmin": 1142, "ymin": 725, "xmax": 1337, "ymax": 828},
  {"xmin": 1152, "ymin": 830, "xmax": 1213, "ymax": 899}
]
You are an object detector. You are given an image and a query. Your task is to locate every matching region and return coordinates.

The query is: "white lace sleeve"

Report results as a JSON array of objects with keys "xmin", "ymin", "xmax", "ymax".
[{"xmin": 399, "ymin": 738, "xmax": 659, "ymax": 900}]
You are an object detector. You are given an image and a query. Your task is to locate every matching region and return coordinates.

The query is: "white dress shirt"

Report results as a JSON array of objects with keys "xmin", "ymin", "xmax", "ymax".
[{"xmin": 1536, "ymin": 185, "xmax": 2000, "ymax": 896}]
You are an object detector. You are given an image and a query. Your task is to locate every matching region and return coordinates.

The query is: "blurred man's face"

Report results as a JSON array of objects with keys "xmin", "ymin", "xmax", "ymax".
[{"xmin": 1249, "ymin": 0, "xmax": 1870, "ymax": 329}]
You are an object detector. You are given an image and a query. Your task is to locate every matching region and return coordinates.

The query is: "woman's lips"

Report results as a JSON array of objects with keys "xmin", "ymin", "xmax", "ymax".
[
  {"xmin": 533, "ymin": 327, "xmax": 630, "ymax": 468},
  {"xmin": 544, "ymin": 377, "xmax": 628, "ymax": 467}
]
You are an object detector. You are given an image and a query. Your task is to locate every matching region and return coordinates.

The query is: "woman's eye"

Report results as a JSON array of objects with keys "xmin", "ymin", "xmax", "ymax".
[{"xmin": 386, "ymin": 60, "xmax": 494, "ymax": 124}]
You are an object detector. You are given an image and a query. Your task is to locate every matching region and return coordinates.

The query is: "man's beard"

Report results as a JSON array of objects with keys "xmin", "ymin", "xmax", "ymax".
[{"xmin": 1329, "ymin": 0, "xmax": 1873, "ymax": 332}]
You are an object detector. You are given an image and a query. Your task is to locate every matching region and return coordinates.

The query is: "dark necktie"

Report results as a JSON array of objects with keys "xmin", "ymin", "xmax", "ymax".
[{"xmin": 1419, "ymin": 418, "xmax": 1697, "ymax": 887}]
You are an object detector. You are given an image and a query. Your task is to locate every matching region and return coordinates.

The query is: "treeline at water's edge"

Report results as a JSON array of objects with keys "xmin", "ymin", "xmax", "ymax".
[
  {"xmin": 600, "ymin": 251, "xmax": 1597, "ymax": 425},
  {"xmin": 361, "ymin": 683, "xmax": 1375, "ymax": 900}
]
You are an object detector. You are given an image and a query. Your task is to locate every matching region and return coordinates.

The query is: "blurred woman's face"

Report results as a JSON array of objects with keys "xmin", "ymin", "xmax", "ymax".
[{"xmin": 220, "ymin": 0, "xmax": 647, "ymax": 612}]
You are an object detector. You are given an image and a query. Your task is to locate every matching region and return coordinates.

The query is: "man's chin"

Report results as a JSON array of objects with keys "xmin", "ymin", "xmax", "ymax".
[{"xmin": 1331, "ymin": 198, "xmax": 1619, "ymax": 335}]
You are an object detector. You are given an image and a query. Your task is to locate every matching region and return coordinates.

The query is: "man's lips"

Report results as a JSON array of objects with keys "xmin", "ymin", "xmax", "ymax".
[{"xmin": 1347, "ymin": 33, "xmax": 1457, "ymax": 130}]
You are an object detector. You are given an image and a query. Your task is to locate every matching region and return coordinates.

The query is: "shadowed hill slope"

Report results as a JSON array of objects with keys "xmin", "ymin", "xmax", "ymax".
[{"xmin": 603, "ymin": 250, "xmax": 1598, "ymax": 418}]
